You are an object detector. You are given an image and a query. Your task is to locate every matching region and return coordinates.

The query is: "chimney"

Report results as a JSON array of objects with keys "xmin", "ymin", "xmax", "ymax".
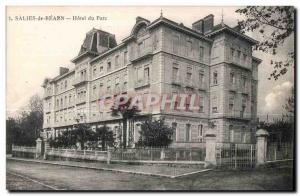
[
  {"xmin": 192, "ymin": 19, "xmax": 204, "ymax": 34},
  {"xmin": 203, "ymin": 14, "xmax": 214, "ymax": 34},
  {"xmin": 59, "ymin": 67, "xmax": 69, "ymax": 76}
]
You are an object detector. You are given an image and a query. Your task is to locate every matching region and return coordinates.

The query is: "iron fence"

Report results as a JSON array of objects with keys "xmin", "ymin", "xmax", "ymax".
[
  {"xmin": 46, "ymin": 148, "xmax": 107, "ymax": 161},
  {"xmin": 216, "ymin": 143, "xmax": 256, "ymax": 169},
  {"xmin": 111, "ymin": 147, "xmax": 206, "ymax": 162},
  {"xmin": 266, "ymin": 142, "xmax": 293, "ymax": 161}
]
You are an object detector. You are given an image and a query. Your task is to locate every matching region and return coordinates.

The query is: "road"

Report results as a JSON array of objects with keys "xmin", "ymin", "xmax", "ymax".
[{"xmin": 6, "ymin": 159, "xmax": 294, "ymax": 191}]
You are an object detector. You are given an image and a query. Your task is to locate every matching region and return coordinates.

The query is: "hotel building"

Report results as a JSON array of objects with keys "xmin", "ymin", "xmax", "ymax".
[{"xmin": 42, "ymin": 14, "xmax": 261, "ymax": 148}]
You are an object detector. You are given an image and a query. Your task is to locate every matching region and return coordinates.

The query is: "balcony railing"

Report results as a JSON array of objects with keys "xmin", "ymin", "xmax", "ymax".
[
  {"xmin": 229, "ymin": 83, "xmax": 238, "ymax": 91},
  {"xmin": 185, "ymin": 79, "xmax": 194, "ymax": 88},
  {"xmin": 130, "ymin": 47, "xmax": 153, "ymax": 62},
  {"xmin": 226, "ymin": 56, "xmax": 251, "ymax": 70},
  {"xmin": 171, "ymin": 76, "xmax": 181, "ymax": 86},
  {"xmin": 198, "ymin": 82, "xmax": 207, "ymax": 91},
  {"xmin": 241, "ymin": 86, "xmax": 249, "ymax": 94},
  {"xmin": 134, "ymin": 78, "xmax": 150, "ymax": 89},
  {"xmin": 76, "ymin": 98, "xmax": 86, "ymax": 105},
  {"xmin": 226, "ymin": 110, "xmax": 251, "ymax": 120},
  {"xmin": 43, "ymin": 92, "xmax": 52, "ymax": 99},
  {"xmin": 73, "ymin": 77, "xmax": 88, "ymax": 86}
]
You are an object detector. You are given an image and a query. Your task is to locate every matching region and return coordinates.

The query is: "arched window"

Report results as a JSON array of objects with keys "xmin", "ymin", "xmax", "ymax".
[{"xmin": 136, "ymin": 25, "xmax": 147, "ymax": 37}]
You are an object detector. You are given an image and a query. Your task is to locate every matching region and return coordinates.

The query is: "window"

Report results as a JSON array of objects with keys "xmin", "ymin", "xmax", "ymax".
[
  {"xmin": 107, "ymin": 80, "xmax": 111, "ymax": 93},
  {"xmin": 213, "ymin": 71, "xmax": 218, "ymax": 85},
  {"xmin": 243, "ymin": 54, "xmax": 247, "ymax": 62},
  {"xmin": 137, "ymin": 67, "xmax": 143, "ymax": 82},
  {"xmin": 230, "ymin": 48, "xmax": 235, "ymax": 59},
  {"xmin": 93, "ymin": 66, "xmax": 97, "ymax": 78},
  {"xmin": 199, "ymin": 96, "xmax": 204, "ymax": 113},
  {"xmin": 241, "ymin": 76, "xmax": 247, "ymax": 90},
  {"xmin": 138, "ymin": 42, "xmax": 143, "ymax": 56},
  {"xmin": 186, "ymin": 67, "xmax": 192, "ymax": 81},
  {"xmin": 241, "ymin": 95, "xmax": 247, "ymax": 117},
  {"xmin": 115, "ymin": 77, "xmax": 120, "ymax": 91},
  {"xmin": 107, "ymin": 62, "xmax": 111, "ymax": 72},
  {"xmin": 198, "ymin": 124, "xmax": 203, "ymax": 142},
  {"xmin": 115, "ymin": 55, "xmax": 119, "ymax": 68},
  {"xmin": 199, "ymin": 69, "xmax": 204, "ymax": 84},
  {"xmin": 144, "ymin": 67, "xmax": 150, "ymax": 81},
  {"xmin": 229, "ymin": 125, "xmax": 234, "ymax": 142},
  {"xmin": 230, "ymin": 72, "xmax": 235, "ymax": 84},
  {"xmin": 173, "ymin": 35, "xmax": 179, "ymax": 54},
  {"xmin": 99, "ymin": 66, "xmax": 104, "ymax": 74},
  {"xmin": 172, "ymin": 66, "xmax": 179, "ymax": 80},
  {"xmin": 123, "ymin": 51, "xmax": 128, "ymax": 65},
  {"xmin": 186, "ymin": 40, "xmax": 192, "ymax": 56},
  {"xmin": 171, "ymin": 122, "xmax": 177, "ymax": 141},
  {"xmin": 93, "ymin": 85, "xmax": 97, "ymax": 95},
  {"xmin": 123, "ymin": 81, "xmax": 127, "ymax": 91},
  {"xmin": 199, "ymin": 46, "xmax": 204, "ymax": 61},
  {"xmin": 69, "ymin": 94, "xmax": 72, "ymax": 104},
  {"xmin": 237, "ymin": 50, "xmax": 241, "ymax": 60},
  {"xmin": 229, "ymin": 93, "xmax": 235, "ymax": 112},
  {"xmin": 212, "ymin": 96, "xmax": 218, "ymax": 113},
  {"xmin": 186, "ymin": 124, "xmax": 191, "ymax": 142},
  {"xmin": 99, "ymin": 83, "xmax": 103, "ymax": 94},
  {"xmin": 65, "ymin": 80, "xmax": 67, "ymax": 89}
]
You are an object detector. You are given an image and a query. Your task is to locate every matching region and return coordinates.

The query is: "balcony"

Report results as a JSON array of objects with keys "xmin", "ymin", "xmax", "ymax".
[
  {"xmin": 73, "ymin": 77, "xmax": 88, "ymax": 86},
  {"xmin": 198, "ymin": 82, "xmax": 207, "ymax": 91},
  {"xmin": 171, "ymin": 76, "xmax": 181, "ymax": 86},
  {"xmin": 241, "ymin": 86, "xmax": 249, "ymax": 94},
  {"xmin": 226, "ymin": 110, "xmax": 251, "ymax": 120},
  {"xmin": 130, "ymin": 48, "xmax": 153, "ymax": 63},
  {"xmin": 226, "ymin": 56, "xmax": 251, "ymax": 70},
  {"xmin": 76, "ymin": 98, "xmax": 86, "ymax": 105},
  {"xmin": 185, "ymin": 80, "xmax": 194, "ymax": 89},
  {"xmin": 43, "ymin": 92, "xmax": 52, "ymax": 99},
  {"xmin": 229, "ymin": 83, "xmax": 238, "ymax": 92},
  {"xmin": 134, "ymin": 78, "xmax": 150, "ymax": 89},
  {"xmin": 121, "ymin": 85, "xmax": 127, "ymax": 93}
]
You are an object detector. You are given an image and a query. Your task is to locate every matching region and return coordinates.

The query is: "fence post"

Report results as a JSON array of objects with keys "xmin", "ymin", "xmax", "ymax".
[
  {"xmin": 256, "ymin": 129, "xmax": 269, "ymax": 166},
  {"xmin": 160, "ymin": 149, "xmax": 165, "ymax": 160},
  {"xmin": 204, "ymin": 129, "xmax": 217, "ymax": 166},
  {"xmin": 35, "ymin": 138, "xmax": 43, "ymax": 159},
  {"xmin": 107, "ymin": 147, "xmax": 112, "ymax": 164},
  {"xmin": 43, "ymin": 139, "xmax": 50, "ymax": 160}
]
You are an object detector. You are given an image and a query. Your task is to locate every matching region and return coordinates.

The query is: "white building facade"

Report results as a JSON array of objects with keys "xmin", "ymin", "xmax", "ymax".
[{"xmin": 42, "ymin": 14, "xmax": 261, "ymax": 148}]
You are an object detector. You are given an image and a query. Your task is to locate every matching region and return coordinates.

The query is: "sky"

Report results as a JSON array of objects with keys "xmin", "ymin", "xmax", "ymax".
[{"xmin": 6, "ymin": 6, "xmax": 294, "ymax": 121}]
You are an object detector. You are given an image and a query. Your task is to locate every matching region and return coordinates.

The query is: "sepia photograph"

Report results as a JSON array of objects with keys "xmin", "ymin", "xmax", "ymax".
[{"xmin": 5, "ymin": 5, "xmax": 295, "ymax": 191}]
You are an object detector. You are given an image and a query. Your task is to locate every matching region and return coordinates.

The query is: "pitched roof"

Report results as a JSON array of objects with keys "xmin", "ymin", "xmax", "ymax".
[{"xmin": 205, "ymin": 23, "xmax": 259, "ymax": 45}]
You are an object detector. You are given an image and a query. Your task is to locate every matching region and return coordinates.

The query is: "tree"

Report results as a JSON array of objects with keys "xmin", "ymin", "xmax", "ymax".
[
  {"xmin": 94, "ymin": 125, "xmax": 115, "ymax": 150},
  {"xmin": 236, "ymin": 6, "xmax": 295, "ymax": 80},
  {"xmin": 259, "ymin": 119, "xmax": 293, "ymax": 143},
  {"xmin": 6, "ymin": 94, "xmax": 43, "ymax": 150},
  {"xmin": 137, "ymin": 118, "xmax": 173, "ymax": 148},
  {"xmin": 72, "ymin": 123, "xmax": 94, "ymax": 150},
  {"xmin": 25, "ymin": 94, "xmax": 44, "ymax": 139},
  {"xmin": 6, "ymin": 117, "xmax": 20, "ymax": 153},
  {"xmin": 111, "ymin": 97, "xmax": 140, "ymax": 148},
  {"xmin": 49, "ymin": 130, "xmax": 76, "ymax": 148},
  {"xmin": 283, "ymin": 87, "xmax": 294, "ymax": 122}
]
